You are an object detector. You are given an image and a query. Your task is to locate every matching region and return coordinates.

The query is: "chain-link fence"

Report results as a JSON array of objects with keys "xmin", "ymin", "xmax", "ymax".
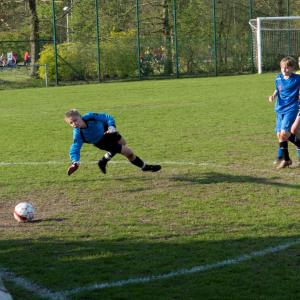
[{"xmin": 0, "ymin": 0, "xmax": 297, "ymax": 88}]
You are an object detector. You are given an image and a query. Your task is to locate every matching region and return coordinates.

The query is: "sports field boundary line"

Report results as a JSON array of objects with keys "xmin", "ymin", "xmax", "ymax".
[
  {"xmin": 0, "ymin": 268, "xmax": 65, "ymax": 300},
  {"xmin": 63, "ymin": 238, "xmax": 300, "ymax": 295},
  {"xmin": 1, "ymin": 239, "xmax": 300, "ymax": 299},
  {"xmin": 1, "ymin": 160, "xmax": 300, "ymax": 178},
  {"xmin": 0, "ymin": 160, "xmax": 212, "ymax": 166},
  {"xmin": 0, "ymin": 277, "xmax": 13, "ymax": 300}
]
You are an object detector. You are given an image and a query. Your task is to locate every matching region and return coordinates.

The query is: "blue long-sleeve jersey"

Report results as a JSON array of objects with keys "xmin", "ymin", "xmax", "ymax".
[
  {"xmin": 69, "ymin": 112, "xmax": 116, "ymax": 162},
  {"xmin": 275, "ymin": 73, "xmax": 300, "ymax": 113}
]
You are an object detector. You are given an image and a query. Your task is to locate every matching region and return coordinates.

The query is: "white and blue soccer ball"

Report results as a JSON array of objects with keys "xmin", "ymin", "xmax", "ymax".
[{"xmin": 14, "ymin": 202, "xmax": 35, "ymax": 222}]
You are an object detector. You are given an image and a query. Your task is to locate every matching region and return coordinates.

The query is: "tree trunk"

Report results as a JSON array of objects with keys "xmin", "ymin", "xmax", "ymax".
[
  {"xmin": 27, "ymin": 0, "xmax": 39, "ymax": 77},
  {"xmin": 162, "ymin": 0, "xmax": 173, "ymax": 75},
  {"xmin": 278, "ymin": 0, "xmax": 284, "ymax": 16}
]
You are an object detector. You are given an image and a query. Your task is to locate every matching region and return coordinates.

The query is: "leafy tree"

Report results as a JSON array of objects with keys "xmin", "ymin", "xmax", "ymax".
[{"xmin": 3, "ymin": 0, "xmax": 300, "ymax": 81}]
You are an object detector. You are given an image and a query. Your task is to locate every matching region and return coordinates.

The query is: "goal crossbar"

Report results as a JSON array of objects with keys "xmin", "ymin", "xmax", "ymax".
[{"xmin": 249, "ymin": 16, "xmax": 300, "ymax": 74}]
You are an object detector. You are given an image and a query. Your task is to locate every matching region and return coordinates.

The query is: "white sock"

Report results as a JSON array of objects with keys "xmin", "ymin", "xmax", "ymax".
[{"xmin": 104, "ymin": 152, "xmax": 112, "ymax": 160}]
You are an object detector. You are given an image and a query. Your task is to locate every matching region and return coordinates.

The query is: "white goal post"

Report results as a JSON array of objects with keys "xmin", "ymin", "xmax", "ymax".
[{"xmin": 249, "ymin": 16, "xmax": 300, "ymax": 74}]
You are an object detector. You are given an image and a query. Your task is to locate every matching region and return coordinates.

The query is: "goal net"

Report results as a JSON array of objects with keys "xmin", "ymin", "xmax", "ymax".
[{"xmin": 249, "ymin": 16, "xmax": 300, "ymax": 74}]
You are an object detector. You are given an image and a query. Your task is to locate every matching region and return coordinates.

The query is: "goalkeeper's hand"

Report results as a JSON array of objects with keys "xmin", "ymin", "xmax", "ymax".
[
  {"xmin": 67, "ymin": 162, "xmax": 79, "ymax": 176},
  {"xmin": 105, "ymin": 126, "xmax": 116, "ymax": 134}
]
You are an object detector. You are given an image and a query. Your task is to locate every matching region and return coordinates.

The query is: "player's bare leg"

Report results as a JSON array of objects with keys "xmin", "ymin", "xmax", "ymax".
[
  {"xmin": 291, "ymin": 115, "xmax": 300, "ymax": 139},
  {"xmin": 290, "ymin": 116, "xmax": 300, "ymax": 167},
  {"xmin": 277, "ymin": 130, "xmax": 292, "ymax": 169}
]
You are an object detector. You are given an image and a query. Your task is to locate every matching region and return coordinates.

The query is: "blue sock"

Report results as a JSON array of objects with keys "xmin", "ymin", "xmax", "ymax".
[
  {"xmin": 277, "ymin": 147, "xmax": 283, "ymax": 159},
  {"xmin": 297, "ymin": 148, "xmax": 300, "ymax": 159}
]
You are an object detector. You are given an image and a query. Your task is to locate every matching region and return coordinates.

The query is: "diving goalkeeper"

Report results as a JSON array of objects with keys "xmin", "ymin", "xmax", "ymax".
[{"xmin": 64, "ymin": 109, "xmax": 161, "ymax": 175}]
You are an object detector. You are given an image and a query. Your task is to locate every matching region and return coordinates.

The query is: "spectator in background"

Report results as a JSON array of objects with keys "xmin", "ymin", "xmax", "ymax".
[
  {"xmin": 12, "ymin": 52, "xmax": 17, "ymax": 64},
  {"xmin": 0, "ymin": 53, "xmax": 4, "ymax": 66},
  {"xmin": 24, "ymin": 50, "xmax": 30, "ymax": 66},
  {"xmin": 7, "ymin": 52, "xmax": 17, "ymax": 67},
  {"xmin": 2, "ymin": 57, "xmax": 7, "ymax": 66}
]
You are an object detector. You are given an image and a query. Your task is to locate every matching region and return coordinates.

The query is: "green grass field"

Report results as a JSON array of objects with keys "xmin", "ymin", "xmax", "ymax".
[{"xmin": 1, "ymin": 74, "xmax": 300, "ymax": 299}]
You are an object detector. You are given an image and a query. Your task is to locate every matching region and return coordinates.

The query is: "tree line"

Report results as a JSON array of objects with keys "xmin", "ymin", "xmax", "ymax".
[{"xmin": 0, "ymin": 0, "xmax": 299, "ymax": 80}]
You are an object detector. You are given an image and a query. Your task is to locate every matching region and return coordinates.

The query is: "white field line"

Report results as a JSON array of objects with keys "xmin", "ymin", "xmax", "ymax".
[
  {"xmin": 0, "ymin": 268, "xmax": 65, "ymax": 300},
  {"xmin": 0, "ymin": 160, "xmax": 212, "ymax": 166},
  {"xmin": 1, "ymin": 160, "xmax": 300, "ymax": 178},
  {"xmin": 1, "ymin": 239, "xmax": 300, "ymax": 299},
  {"xmin": 0, "ymin": 277, "xmax": 13, "ymax": 300},
  {"xmin": 64, "ymin": 238, "xmax": 300, "ymax": 295}
]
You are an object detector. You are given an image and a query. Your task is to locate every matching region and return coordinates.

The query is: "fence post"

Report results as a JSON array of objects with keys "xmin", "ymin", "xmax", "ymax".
[
  {"xmin": 212, "ymin": 0, "xmax": 217, "ymax": 76},
  {"xmin": 135, "ymin": 0, "xmax": 141, "ymax": 80},
  {"xmin": 95, "ymin": 0, "xmax": 101, "ymax": 82},
  {"xmin": 51, "ymin": 0, "xmax": 59, "ymax": 85},
  {"xmin": 45, "ymin": 64, "xmax": 48, "ymax": 87},
  {"xmin": 172, "ymin": 0, "xmax": 179, "ymax": 78}
]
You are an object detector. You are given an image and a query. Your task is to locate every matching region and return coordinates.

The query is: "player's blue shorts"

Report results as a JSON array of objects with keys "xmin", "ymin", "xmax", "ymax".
[{"xmin": 275, "ymin": 110, "xmax": 298, "ymax": 133}]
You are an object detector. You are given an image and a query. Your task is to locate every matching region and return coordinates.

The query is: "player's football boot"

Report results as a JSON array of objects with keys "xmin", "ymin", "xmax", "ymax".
[
  {"xmin": 276, "ymin": 159, "xmax": 292, "ymax": 169},
  {"xmin": 98, "ymin": 158, "xmax": 108, "ymax": 174},
  {"xmin": 142, "ymin": 164, "xmax": 161, "ymax": 172}
]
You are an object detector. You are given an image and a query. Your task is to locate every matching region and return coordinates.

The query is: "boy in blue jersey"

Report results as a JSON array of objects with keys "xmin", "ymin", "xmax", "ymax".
[
  {"xmin": 269, "ymin": 56, "xmax": 300, "ymax": 169},
  {"xmin": 274, "ymin": 56, "xmax": 300, "ymax": 166},
  {"xmin": 64, "ymin": 109, "xmax": 161, "ymax": 175}
]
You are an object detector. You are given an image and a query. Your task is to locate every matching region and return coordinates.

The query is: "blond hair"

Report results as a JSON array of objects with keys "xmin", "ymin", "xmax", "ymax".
[
  {"xmin": 64, "ymin": 109, "xmax": 81, "ymax": 119},
  {"xmin": 280, "ymin": 56, "xmax": 296, "ymax": 69}
]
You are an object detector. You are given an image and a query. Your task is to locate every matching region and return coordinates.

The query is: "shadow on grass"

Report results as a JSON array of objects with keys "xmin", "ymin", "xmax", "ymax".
[
  {"xmin": 31, "ymin": 218, "xmax": 67, "ymax": 223},
  {"xmin": 1, "ymin": 235, "xmax": 300, "ymax": 299},
  {"xmin": 171, "ymin": 171, "xmax": 300, "ymax": 189}
]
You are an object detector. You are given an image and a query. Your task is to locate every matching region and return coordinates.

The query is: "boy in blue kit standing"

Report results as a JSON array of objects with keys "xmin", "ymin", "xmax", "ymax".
[
  {"xmin": 64, "ymin": 109, "xmax": 161, "ymax": 175},
  {"xmin": 274, "ymin": 56, "xmax": 300, "ymax": 166},
  {"xmin": 269, "ymin": 56, "xmax": 300, "ymax": 169}
]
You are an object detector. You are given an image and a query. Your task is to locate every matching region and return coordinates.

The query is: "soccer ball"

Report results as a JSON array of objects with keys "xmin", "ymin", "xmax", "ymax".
[{"xmin": 13, "ymin": 202, "xmax": 35, "ymax": 222}]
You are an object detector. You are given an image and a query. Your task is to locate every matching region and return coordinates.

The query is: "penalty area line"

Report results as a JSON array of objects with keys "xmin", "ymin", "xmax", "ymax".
[
  {"xmin": 0, "ymin": 239, "xmax": 300, "ymax": 299},
  {"xmin": 0, "ymin": 160, "xmax": 217, "ymax": 169},
  {"xmin": 0, "ymin": 268, "xmax": 65, "ymax": 300},
  {"xmin": 0, "ymin": 160, "xmax": 212, "ymax": 166},
  {"xmin": 1, "ymin": 160, "xmax": 300, "ymax": 178},
  {"xmin": 63, "ymin": 238, "xmax": 300, "ymax": 296}
]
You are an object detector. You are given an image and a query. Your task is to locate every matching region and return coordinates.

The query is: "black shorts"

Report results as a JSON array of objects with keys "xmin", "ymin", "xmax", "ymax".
[{"xmin": 94, "ymin": 132, "xmax": 122, "ymax": 153}]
